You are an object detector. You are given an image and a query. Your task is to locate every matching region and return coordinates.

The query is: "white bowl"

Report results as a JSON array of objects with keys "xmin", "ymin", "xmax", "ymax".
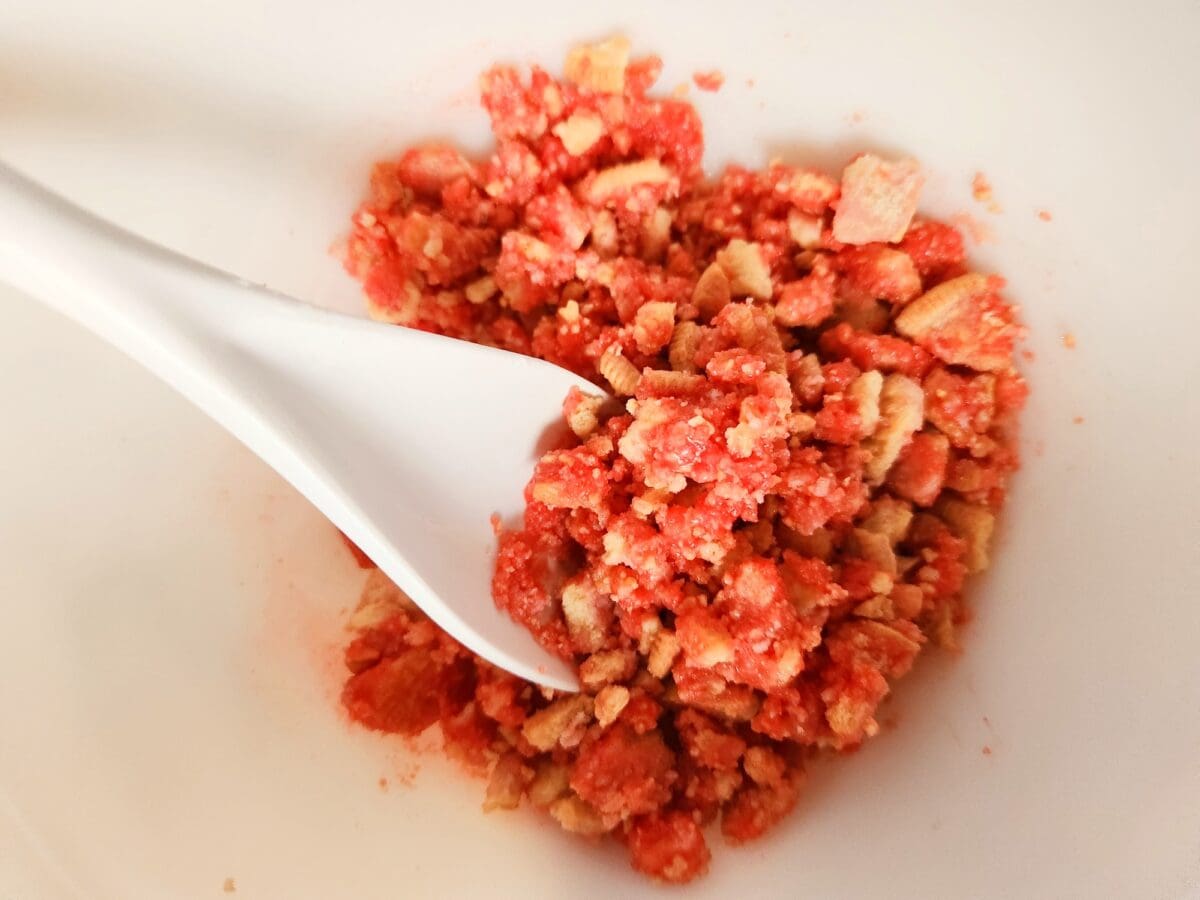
[{"xmin": 2, "ymin": 2, "xmax": 1198, "ymax": 897}]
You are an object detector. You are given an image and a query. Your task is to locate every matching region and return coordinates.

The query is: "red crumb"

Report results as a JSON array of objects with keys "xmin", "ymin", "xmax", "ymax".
[
  {"xmin": 1062, "ymin": 332, "xmax": 1076, "ymax": 349},
  {"xmin": 1037, "ymin": 209, "xmax": 1053, "ymax": 222},
  {"xmin": 339, "ymin": 531, "xmax": 374, "ymax": 568},
  {"xmin": 222, "ymin": 878, "xmax": 236, "ymax": 894},
  {"xmin": 336, "ymin": 37, "xmax": 1027, "ymax": 885},
  {"xmin": 982, "ymin": 745, "xmax": 992, "ymax": 756},
  {"xmin": 693, "ymin": 70, "xmax": 725, "ymax": 92}
]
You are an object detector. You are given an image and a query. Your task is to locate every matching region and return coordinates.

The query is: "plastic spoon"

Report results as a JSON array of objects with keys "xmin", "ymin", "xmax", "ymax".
[{"xmin": 0, "ymin": 162, "xmax": 591, "ymax": 690}]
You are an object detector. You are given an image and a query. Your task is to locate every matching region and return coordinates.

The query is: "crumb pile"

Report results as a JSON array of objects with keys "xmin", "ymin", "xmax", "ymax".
[{"xmin": 339, "ymin": 38, "xmax": 1026, "ymax": 883}]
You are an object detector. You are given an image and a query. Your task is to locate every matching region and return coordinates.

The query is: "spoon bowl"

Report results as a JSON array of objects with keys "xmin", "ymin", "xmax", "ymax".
[{"xmin": 0, "ymin": 163, "xmax": 588, "ymax": 690}]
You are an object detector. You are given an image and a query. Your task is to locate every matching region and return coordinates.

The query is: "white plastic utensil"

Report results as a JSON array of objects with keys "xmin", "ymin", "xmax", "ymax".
[{"xmin": 0, "ymin": 162, "xmax": 589, "ymax": 690}]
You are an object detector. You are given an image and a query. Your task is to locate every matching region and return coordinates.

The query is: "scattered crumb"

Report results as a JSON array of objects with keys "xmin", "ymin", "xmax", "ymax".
[
  {"xmin": 222, "ymin": 877, "xmax": 236, "ymax": 894},
  {"xmin": 1062, "ymin": 332, "xmax": 1076, "ymax": 349},
  {"xmin": 1037, "ymin": 209, "xmax": 1053, "ymax": 222},
  {"xmin": 399, "ymin": 765, "xmax": 420, "ymax": 786},
  {"xmin": 881, "ymin": 714, "xmax": 900, "ymax": 732},
  {"xmin": 745, "ymin": 77, "xmax": 755, "ymax": 88},
  {"xmin": 672, "ymin": 82, "xmax": 690, "ymax": 98},
  {"xmin": 1072, "ymin": 415, "xmax": 1085, "ymax": 425},
  {"xmin": 692, "ymin": 70, "xmax": 724, "ymax": 92},
  {"xmin": 971, "ymin": 172, "xmax": 993, "ymax": 203},
  {"xmin": 971, "ymin": 172, "xmax": 1003, "ymax": 214},
  {"xmin": 1021, "ymin": 349, "xmax": 1036, "ymax": 362},
  {"xmin": 982, "ymin": 715, "xmax": 992, "ymax": 728},
  {"xmin": 844, "ymin": 109, "xmax": 866, "ymax": 125},
  {"xmin": 378, "ymin": 776, "xmax": 389, "ymax": 791},
  {"xmin": 981, "ymin": 745, "xmax": 992, "ymax": 756}
]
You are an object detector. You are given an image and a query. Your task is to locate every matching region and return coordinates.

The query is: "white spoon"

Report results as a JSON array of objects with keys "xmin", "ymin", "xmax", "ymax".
[{"xmin": 0, "ymin": 163, "xmax": 592, "ymax": 691}]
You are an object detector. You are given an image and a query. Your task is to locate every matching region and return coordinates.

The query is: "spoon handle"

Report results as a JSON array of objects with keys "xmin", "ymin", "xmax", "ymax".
[{"xmin": 0, "ymin": 162, "xmax": 283, "ymax": 377}]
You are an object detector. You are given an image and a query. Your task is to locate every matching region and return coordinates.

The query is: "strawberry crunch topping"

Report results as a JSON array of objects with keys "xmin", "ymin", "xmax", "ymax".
[{"xmin": 339, "ymin": 39, "xmax": 1026, "ymax": 884}]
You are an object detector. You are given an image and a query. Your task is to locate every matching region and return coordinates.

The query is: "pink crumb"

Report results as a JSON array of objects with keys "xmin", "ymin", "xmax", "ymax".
[
  {"xmin": 982, "ymin": 745, "xmax": 993, "ymax": 756},
  {"xmin": 1037, "ymin": 209, "xmax": 1053, "ymax": 222},
  {"xmin": 692, "ymin": 70, "xmax": 725, "ymax": 92},
  {"xmin": 1073, "ymin": 416, "xmax": 1085, "ymax": 425}
]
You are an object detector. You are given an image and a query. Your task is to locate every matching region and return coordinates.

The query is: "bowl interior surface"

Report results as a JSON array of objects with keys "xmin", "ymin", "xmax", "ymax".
[{"xmin": 1, "ymin": 2, "xmax": 1198, "ymax": 897}]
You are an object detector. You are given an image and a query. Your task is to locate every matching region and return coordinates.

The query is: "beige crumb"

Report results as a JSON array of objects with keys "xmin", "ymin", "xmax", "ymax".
[
  {"xmin": 971, "ymin": 172, "xmax": 993, "ymax": 203},
  {"xmin": 971, "ymin": 172, "xmax": 1003, "ymax": 214},
  {"xmin": 223, "ymin": 877, "xmax": 236, "ymax": 894},
  {"xmin": 672, "ymin": 81, "xmax": 690, "ymax": 98},
  {"xmin": 1062, "ymin": 332, "xmax": 1076, "ymax": 349}
]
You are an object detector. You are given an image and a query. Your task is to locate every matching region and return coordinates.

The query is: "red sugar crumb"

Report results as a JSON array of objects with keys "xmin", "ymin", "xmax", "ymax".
[
  {"xmin": 982, "ymin": 745, "xmax": 992, "ymax": 756},
  {"xmin": 693, "ymin": 70, "xmax": 725, "ymax": 92},
  {"xmin": 339, "ymin": 530, "xmax": 375, "ymax": 568}
]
